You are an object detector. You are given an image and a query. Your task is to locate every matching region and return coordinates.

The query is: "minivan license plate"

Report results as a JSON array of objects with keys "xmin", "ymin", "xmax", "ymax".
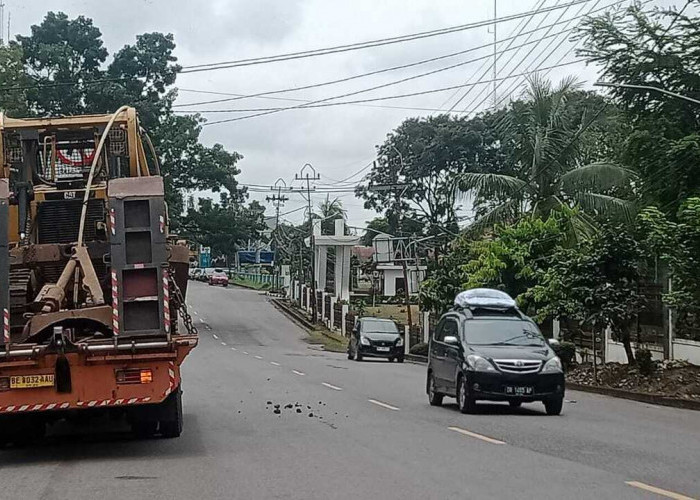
[
  {"xmin": 505, "ymin": 386, "xmax": 533, "ymax": 396},
  {"xmin": 376, "ymin": 347, "xmax": 390, "ymax": 352}
]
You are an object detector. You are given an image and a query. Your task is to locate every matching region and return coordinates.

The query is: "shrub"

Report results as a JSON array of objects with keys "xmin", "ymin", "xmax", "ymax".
[
  {"xmin": 636, "ymin": 348, "xmax": 654, "ymax": 376},
  {"xmin": 552, "ymin": 341, "xmax": 576, "ymax": 371},
  {"xmin": 409, "ymin": 342, "xmax": 429, "ymax": 356}
]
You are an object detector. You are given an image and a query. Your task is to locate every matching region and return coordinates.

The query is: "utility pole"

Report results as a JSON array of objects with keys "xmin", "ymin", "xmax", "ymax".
[
  {"xmin": 295, "ymin": 164, "xmax": 320, "ymax": 323},
  {"xmin": 266, "ymin": 178, "xmax": 289, "ymax": 291},
  {"xmin": 492, "ymin": 0, "xmax": 498, "ymax": 108},
  {"xmin": 0, "ymin": 2, "xmax": 5, "ymax": 46}
]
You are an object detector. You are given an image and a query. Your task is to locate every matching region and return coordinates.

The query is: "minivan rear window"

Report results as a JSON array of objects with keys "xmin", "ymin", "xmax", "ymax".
[{"xmin": 463, "ymin": 319, "xmax": 545, "ymax": 346}]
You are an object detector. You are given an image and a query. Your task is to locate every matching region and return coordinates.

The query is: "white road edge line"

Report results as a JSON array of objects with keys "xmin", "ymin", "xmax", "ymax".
[
  {"xmin": 270, "ymin": 362, "xmax": 281, "ymax": 366},
  {"xmin": 254, "ymin": 355, "xmax": 263, "ymax": 360},
  {"xmin": 625, "ymin": 481, "xmax": 695, "ymax": 500},
  {"xmin": 212, "ymin": 334, "xmax": 219, "ymax": 340},
  {"xmin": 292, "ymin": 370, "xmax": 305, "ymax": 376},
  {"xmin": 448, "ymin": 426, "xmax": 505, "ymax": 445},
  {"xmin": 368, "ymin": 399, "xmax": 400, "ymax": 411},
  {"xmin": 192, "ymin": 311, "xmax": 198, "ymax": 315},
  {"xmin": 322, "ymin": 382, "xmax": 343, "ymax": 391}
]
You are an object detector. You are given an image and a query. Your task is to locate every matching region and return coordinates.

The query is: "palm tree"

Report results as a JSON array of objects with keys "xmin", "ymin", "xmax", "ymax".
[
  {"xmin": 458, "ymin": 75, "xmax": 636, "ymax": 237},
  {"xmin": 317, "ymin": 196, "xmax": 347, "ymax": 235}
]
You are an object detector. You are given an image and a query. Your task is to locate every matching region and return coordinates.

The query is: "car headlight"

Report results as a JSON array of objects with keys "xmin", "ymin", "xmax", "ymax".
[
  {"xmin": 396, "ymin": 337, "xmax": 404, "ymax": 347},
  {"xmin": 542, "ymin": 356, "xmax": 563, "ymax": 373},
  {"xmin": 466, "ymin": 355, "xmax": 496, "ymax": 372},
  {"xmin": 360, "ymin": 336, "xmax": 371, "ymax": 346}
]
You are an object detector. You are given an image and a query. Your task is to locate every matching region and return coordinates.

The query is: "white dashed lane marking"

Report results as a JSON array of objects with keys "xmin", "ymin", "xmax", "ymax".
[
  {"xmin": 242, "ymin": 352, "xmax": 249, "ymax": 355},
  {"xmin": 322, "ymin": 382, "xmax": 343, "ymax": 391},
  {"xmin": 270, "ymin": 362, "xmax": 280, "ymax": 366},
  {"xmin": 625, "ymin": 481, "xmax": 695, "ymax": 500},
  {"xmin": 221, "ymin": 342, "xmax": 227, "ymax": 346},
  {"xmin": 212, "ymin": 334, "xmax": 219, "ymax": 340},
  {"xmin": 292, "ymin": 370, "xmax": 305, "ymax": 376},
  {"xmin": 368, "ymin": 399, "xmax": 400, "ymax": 411},
  {"xmin": 231, "ymin": 347, "xmax": 237, "ymax": 351},
  {"xmin": 254, "ymin": 355, "xmax": 263, "ymax": 360},
  {"xmin": 448, "ymin": 426, "xmax": 505, "ymax": 445}
]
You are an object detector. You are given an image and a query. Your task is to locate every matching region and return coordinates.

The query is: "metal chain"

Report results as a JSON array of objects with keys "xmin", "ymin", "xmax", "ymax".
[{"xmin": 168, "ymin": 266, "xmax": 198, "ymax": 336}]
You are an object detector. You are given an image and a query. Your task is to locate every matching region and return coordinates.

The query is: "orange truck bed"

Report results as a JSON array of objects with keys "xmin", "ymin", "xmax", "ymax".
[{"xmin": 0, "ymin": 336, "xmax": 196, "ymax": 414}]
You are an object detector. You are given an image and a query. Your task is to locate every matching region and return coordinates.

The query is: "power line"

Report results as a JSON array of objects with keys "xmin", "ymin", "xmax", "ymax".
[
  {"xmin": 446, "ymin": 0, "xmax": 551, "ymax": 112},
  {"xmin": 461, "ymin": 0, "xmax": 586, "ymax": 115},
  {"xmin": 175, "ymin": 5, "xmax": 600, "ymax": 109},
  {"xmin": 0, "ymin": 77, "xmax": 130, "ymax": 93},
  {"xmin": 179, "ymin": 0, "xmax": 600, "ymax": 74},
  {"xmin": 194, "ymin": 60, "xmax": 580, "ymax": 125}
]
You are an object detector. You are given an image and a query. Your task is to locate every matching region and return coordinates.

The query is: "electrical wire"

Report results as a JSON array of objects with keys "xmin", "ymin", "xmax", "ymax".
[
  {"xmin": 193, "ymin": 60, "xmax": 579, "ymax": 125},
  {"xmin": 447, "ymin": 0, "xmax": 553, "ymax": 112},
  {"xmin": 179, "ymin": 0, "xmax": 599, "ymax": 73},
  {"xmin": 175, "ymin": 5, "xmax": 597, "ymax": 109},
  {"xmin": 461, "ymin": 0, "xmax": 586, "ymax": 115}
]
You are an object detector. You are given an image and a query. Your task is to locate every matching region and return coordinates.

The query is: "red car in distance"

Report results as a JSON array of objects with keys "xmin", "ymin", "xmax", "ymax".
[{"xmin": 208, "ymin": 270, "xmax": 229, "ymax": 287}]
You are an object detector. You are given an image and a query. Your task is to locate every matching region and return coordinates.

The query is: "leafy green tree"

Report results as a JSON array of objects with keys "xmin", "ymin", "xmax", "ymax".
[
  {"xmin": 182, "ymin": 197, "xmax": 266, "ymax": 260},
  {"xmin": 528, "ymin": 223, "xmax": 644, "ymax": 363},
  {"xmin": 0, "ymin": 45, "xmax": 29, "ymax": 115},
  {"xmin": 419, "ymin": 211, "xmax": 570, "ymax": 314},
  {"xmin": 578, "ymin": 2, "xmax": 700, "ymax": 215},
  {"xmin": 638, "ymin": 199, "xmax": 700, "ymax": 340},
  {"xmin": 16, "ymin": 12, "xmax": 108, "ymax": 115},
  {"xmin": 357, "ymin": 114, "xmax": 502, "ymax": 248},
  {"xmin": 458, "ymin": 76, "xmax": 636, "ymax": 236}
]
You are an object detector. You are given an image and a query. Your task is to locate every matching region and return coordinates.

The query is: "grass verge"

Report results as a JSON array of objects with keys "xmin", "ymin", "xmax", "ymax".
[
  {"xmin": 231, "ymin": 277, "xmax": 270, "ymax": 290},
  {"xmin": 304, "ymin": 329, "xmax": 348, "ymax": 353}
]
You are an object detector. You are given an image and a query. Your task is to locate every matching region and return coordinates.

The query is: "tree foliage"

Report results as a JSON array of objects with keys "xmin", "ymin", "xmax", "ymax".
[
  {"xmin": 358, "ymin": 114, "xmax": 502, "ymax": 247},
  {"xmin": 527, "ymin": 223, "xmax": 644, "ymax": 363},
  {"xmin": 0, "ymin": 45, "xmax": 29, "ymax": 115},
  {"xmin": 578, "ymin": 2, "xmax": 700, "ymax": 215},
  {"xmin": 11, "ymin": 11, "xmax": 260, "ymax": 247},
  {"xmin": 458, "ymin": 76, "xmax": 636, "ymax": 235}
]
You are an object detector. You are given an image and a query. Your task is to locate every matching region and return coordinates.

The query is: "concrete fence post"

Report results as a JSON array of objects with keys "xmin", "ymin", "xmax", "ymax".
[
  {"xmin": 341, "ymin": 304, "xmax": 349, "ymax": 337},
  {"xmin": 321, "ymin": 292, "xmax": 327, "ymax": 324},
  {"xmin": 330, "ymin": 297, "xmax": 336, "ymax": 331},
  {"xmin": 423, "ymin": 312, "xmax": 430, "ymax": 343},
  {"xmin": 404, "ymin": 325, "xmax": 410, "ymax": 355},
  {"xmin": 306, "ymin": 287, "xmax": 311, "ymax": 312},
  {"xmin": 604, "ymin": 325, "xmax": 612, "ymax": 364},
  {"xmin": 553, "ymin": 318, "xmax": 561, "ymax": 340}
]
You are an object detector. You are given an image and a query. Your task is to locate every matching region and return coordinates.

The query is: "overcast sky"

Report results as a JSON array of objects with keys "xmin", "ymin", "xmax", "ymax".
[{"xmin": 7, "ymin": 0, "xmax": 684, "ymax": 231}]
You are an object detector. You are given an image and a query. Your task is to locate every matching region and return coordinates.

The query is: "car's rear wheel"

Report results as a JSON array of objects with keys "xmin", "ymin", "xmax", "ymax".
[
  {"xmin": 457, "ymin": 376, "xmax": 477, "ymax": 414},
  {"xmin": 388, "ymin": 357, "xmax": 394, "ymax": 362},
  {"xmin": 509, "ymin": 400, "xmax": 522, "ymax": 408},
  {"xmin": 396, "ymin": 355, "xmax": 404, "ymax": 363},
  {"xmin": 427, "ymin": 373, "xmax": 443, "ymax": 406},
  {"xmin": 544, "ymin": 396, "xmax": 563, "ymax": 416}
]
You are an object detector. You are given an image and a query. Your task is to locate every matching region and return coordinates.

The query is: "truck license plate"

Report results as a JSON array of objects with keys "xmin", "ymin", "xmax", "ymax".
[{"xmin": 10, "ymin": 374, "xmax": 55, "ymax": 389}]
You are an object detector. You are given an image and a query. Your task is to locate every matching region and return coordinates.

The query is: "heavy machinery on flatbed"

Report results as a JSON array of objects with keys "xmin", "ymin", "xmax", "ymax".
[{"xmin": 0, "ymin": 106, "xmax": 197, "ymax": 442}]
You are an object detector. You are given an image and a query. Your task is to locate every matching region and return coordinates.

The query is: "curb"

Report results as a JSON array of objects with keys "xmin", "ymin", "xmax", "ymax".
[
  {"xmin": 565, "ymin": 382, "xmax": 700, "ymax": 411},
  {"xmin": 270, "ymin": 298, "xmax": 316, "ymax": 331},
  {"xmin": 405, "ymin": 354, "xmax": 428, "ymax": 364},
  {"xmin": 270, "ymin": 299, "xmax": 349, "ymax": 348}
]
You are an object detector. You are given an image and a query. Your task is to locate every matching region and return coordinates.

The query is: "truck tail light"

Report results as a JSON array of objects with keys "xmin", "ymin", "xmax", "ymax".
[
  {"xmin": 0, "ymin": 377, "xmax": 9, "ymax": 391},
  {"xmin": 116, "ymin": 369, "xmax": 153, "ymax": 385}
]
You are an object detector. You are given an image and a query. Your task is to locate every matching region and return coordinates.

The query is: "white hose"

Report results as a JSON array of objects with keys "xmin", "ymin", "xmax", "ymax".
[{"xmin": 77, "ymin": 105, "xmax": 129, "ymax": 246}]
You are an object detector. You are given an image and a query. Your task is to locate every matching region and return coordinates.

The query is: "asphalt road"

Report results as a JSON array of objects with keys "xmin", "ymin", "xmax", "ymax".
[{"xmin": 1, "ymin": 282, "xmax": 699, "ymax": 500}]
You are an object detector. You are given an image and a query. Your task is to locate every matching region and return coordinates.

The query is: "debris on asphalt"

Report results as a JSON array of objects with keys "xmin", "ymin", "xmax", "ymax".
[{"xmin": 308, "ymin": 412, "xmax": 314, "ymax": 417}]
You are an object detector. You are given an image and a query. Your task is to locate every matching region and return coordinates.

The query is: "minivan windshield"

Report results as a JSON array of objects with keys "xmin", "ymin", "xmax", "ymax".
[
  {"xmin": 361, "ymin": 320, "xmax": 399, "ymax": 334},
  {"xmin": 463, "ymin": 319, "xmax": 546, "ymax": 346}
]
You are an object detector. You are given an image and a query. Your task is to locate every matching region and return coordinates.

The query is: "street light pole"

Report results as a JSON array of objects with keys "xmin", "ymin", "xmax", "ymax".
[{"xmin": 594, "ymin": 81, "xmax": 700, "ymax": 106}]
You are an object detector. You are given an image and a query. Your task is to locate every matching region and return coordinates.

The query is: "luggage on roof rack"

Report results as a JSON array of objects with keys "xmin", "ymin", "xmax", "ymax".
[{"xmin": 454, "ymin": 288, "xmax": 517, "ymax": 310}]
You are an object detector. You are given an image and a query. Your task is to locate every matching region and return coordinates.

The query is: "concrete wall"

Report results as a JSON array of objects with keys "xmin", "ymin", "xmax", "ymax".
[
  {"xmin": 605, "ymin": 341, "xmax": 664, "ymax": 364},
  {"xmin": 673, "ymin": 339, "xmax": 700, "ymax": 365}
]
